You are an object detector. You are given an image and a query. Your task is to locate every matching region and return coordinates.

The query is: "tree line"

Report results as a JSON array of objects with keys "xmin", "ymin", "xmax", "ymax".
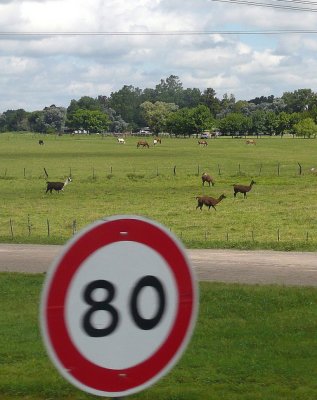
[{"xmin": 1, "ymin": 75, "xmax": 317, "ymax": 137}]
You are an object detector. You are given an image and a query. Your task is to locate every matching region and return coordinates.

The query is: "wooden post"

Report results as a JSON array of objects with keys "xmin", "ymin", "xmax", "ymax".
[
  {"xmin": 277, "ymin": 228, "xmax": 280, "ymax": 242},
  {"xmin": 173, "ymin": 165, "xmax": 176, "ymax": 176},
  {"xmin": 28, "ymin": 214, "xmax": 31, "ymax": 236},
  {"xmin": 72, "ymin": 219, "xmax": 77, "ymax": 235},
  {"xmin": 10, "ymin": 219, "xmax": 13, "ymax": 239},
  {"xmin": 47, "ymin": 219, "xmax": 50, "ymax": 237},
  {"xmin": 298, "ymin": 162, "xmax": 302, "ymax": 176}
]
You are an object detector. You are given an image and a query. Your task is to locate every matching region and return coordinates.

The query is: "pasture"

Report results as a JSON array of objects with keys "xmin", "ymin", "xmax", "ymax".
[{"xmin": 0, "ymin": 132, "xmax": 317, "ymax": 250}]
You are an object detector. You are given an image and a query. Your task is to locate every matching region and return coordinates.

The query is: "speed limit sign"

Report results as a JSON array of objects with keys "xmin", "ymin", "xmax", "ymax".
[{"xmin": 40, "ymin": 215, "xmax": 198, "ymax": 397}]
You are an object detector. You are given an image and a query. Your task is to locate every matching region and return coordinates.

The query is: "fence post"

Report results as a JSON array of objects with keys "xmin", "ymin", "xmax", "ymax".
[
  {"xmin": 298, "ymin": 162, "xmax": 302, "ymax": 175},
  {"xmin": 173, "ymin": 165, "xmax": 176, "ymax": 176},
  {"xmin": 28, "ymin": 214, "xmax": 31, "ymax": 236},
  {"xmin": 277, "ymin": 228, "xmax": 280, "ymax": 242},
  {"xmin": 47, "ymin": 219, "xmax": 50, "ymax": 237},
  {"xmin": 72, "ymin": 219, "xmax": 77, "ymax": 235},
  {"xmin": 9, "ymin": 219, "xmax": 14, "ymax": 239}
]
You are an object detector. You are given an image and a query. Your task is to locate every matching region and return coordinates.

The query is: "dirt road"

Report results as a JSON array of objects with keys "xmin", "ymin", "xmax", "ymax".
[{"xmin": 1, "ymin": 243, "xmax": 317, "ymax": 286}]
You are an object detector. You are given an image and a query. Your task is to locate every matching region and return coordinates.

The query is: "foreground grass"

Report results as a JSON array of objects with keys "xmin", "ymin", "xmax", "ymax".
[
  {"xmin": 1, "ymin": 133, "xmax": 317, "ymax": 250},
  {"xmin": 1, "ymin": 273, "xmax": 317, "ymax": 399}
]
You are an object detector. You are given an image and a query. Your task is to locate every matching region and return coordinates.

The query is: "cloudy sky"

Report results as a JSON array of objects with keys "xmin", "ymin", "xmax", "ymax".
[{"xmin": 1, "ymin": 0, "xmax": 317, "ymax": 112}]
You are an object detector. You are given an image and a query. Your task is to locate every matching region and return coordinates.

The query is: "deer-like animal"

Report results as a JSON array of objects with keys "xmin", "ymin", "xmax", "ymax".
[
  {"xmin": 196, "ymin": 194, "xmax": 226, "ymax": 211},
  {"xmin": 46, "ymin": 177, "xmax": 72, "ymax": 194},
  {"xmin": 233, "ymin": 180, "xmax": 256, "ymax": 198},
  {"xmin": 202, "ymin": 172, "xmax": 215, "ymax": 187}
]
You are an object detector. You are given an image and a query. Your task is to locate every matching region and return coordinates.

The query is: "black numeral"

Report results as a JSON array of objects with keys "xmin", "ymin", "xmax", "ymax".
[
  {"xmin": 130, "ymin": 275, "xmax": 165, "ymax": 330},
  {"xmin": 82, "ymin": 276, "xmax": 166, "ymax": 337},
  {"xmin": 82, "ymin": 280, "xmax": 119, "ymax": 337}
]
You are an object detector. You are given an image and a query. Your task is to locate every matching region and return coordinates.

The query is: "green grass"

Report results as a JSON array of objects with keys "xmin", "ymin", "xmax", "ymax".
[
  {"xmin": 1, "ymin": 132, "xmax": 317, "ymax": 250},
  {"xmin": 1, "ymin": 273, "xmax": 317, "ymax": 399}
]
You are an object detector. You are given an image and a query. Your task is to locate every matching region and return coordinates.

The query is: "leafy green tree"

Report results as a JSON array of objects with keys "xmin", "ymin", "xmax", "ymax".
[
  {"xmin": 140, "ymin": 101, "xmax": 178, "ymax": 133},
  {"xmin": 0, "ymin": 109, "xmax": 29, "ymax": 131},
  {"xmin": 282, "ymin": 89, "xmax": 317, "ymax": 113},
  {"xmin": 154, "ymin": 75, "xmax": 183, "ymax": 104},
  {"xmin": 67, "ymin": 109, "xmax": 110, "ymax": 132},
  {"xmin": 67, "ymin": 96, "xmax": 102, "ymax": 115},
  {"xmin": 275, "ymin": 112, "xmax": 291, "ymax": 136},
  {"xmin": 218, "ymin": 113, "xmax": 251, "ymax": 136},
  {"xmin": 179, "ymin": 87, "xmax": 202, "ymax": 108},
  {"xmin": 294, "ymin": 118, "xmax": 317, "ymax": 138},
  {"xmin": 201, "ymin": 88, "xmax": 221, "ymax": 117},
  {"xmin": 43, "ymin": 105, "xmax": 67, "ymax": 133},
  {"xmin": 28, "ymin": 111, "xmax": 45, "ymax": 132},
  {"xmin": 166, "ymin": 105, "xmax": 212, "ymax": 136},
  {"xmin": 109, "ymin": 85, "xmax": 144, "ymax": 129}
]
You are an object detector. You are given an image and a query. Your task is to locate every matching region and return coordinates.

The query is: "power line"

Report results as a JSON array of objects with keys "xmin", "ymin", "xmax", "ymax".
[
  {"xmin": 0, "ymin": 30, "xmax": 317, "ymax": 36},
  {"xmin": 210, "ymin": 0, "xmax": 317, "ymax": 11}
]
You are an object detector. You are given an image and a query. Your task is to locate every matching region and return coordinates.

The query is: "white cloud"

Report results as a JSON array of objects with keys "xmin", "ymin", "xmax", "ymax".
[{"xmin": 1, "ymin": 0, "xmax": 317, "ymax": 111}]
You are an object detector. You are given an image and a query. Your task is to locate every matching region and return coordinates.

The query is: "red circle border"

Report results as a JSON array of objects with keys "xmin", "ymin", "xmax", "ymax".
[{"xmin": 42, "ymin": 217, "xmax": 197, "ymax": 395}]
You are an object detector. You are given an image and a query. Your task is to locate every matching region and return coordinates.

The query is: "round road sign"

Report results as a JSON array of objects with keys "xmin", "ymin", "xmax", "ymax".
[{"xmin": 40, "ymin": 215, "xmax": 198, "ymax": 397}]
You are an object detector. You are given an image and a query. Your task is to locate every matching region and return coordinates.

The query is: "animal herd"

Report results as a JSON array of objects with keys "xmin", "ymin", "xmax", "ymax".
[
  {"xmin": 39, "ymin": 136, "xmax": 257, "ymax": 209},
  {"xmin": 196, "ymin": 173, "xmax": 256, "ymax": 211}
]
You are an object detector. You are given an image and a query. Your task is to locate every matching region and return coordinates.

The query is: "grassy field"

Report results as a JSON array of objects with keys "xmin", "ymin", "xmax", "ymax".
[
  {"xmin": 1, "ymin": 132, "xmax": 317, "ymax": 250},
  {"xmin": 1, "ymin": 273, "xmax": 317, "ymax": 400}
]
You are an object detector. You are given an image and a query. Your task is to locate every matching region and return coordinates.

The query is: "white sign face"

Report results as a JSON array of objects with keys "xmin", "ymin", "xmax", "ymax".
[{"xmin": 40, "ymin": 215, "xmax": 198, "ymax": 397}]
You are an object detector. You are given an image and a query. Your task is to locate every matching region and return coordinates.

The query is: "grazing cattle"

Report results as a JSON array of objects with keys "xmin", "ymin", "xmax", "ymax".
[
  {"xmin": 117, "ymin": 138, "xmax": 125, "ymax": 144},
  {"xmin": 153, "ymin": 138, "xmax": 161, "ymax": 145},
  {"xmin": 137, "ymin": 141, "xmax": 150, "ymax": 148},
  {"xmin": 198, "ymin": 140, "xmax": 208, "ymax": 147},
  {"xmin": 39, "ymin": 140, "xmax": 44, "ymax": 145},
  {"xmin": 246, "ymin": 139, "xmax": 256, "ymax": 145}
]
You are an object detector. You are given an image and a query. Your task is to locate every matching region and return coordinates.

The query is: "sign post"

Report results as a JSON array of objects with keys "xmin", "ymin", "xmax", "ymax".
[{"xmin": 40, "ymin": 215, "xmax": 198, "ymax": 397}]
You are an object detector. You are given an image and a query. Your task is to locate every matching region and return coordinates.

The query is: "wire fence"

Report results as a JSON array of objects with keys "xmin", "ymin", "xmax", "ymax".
[
  {"xmin": 2, "ymin": 217, "xmax": 316, "ymax": 249},
  {"xmin": 0, "ymin": 160, "xmax": 315, "ymax": 181}
]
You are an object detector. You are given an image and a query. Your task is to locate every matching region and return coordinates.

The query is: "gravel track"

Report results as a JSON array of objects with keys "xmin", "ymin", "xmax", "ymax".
[{"xmin": 1, "ymin": 244, "xmax": 317, "ymax": 286}]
